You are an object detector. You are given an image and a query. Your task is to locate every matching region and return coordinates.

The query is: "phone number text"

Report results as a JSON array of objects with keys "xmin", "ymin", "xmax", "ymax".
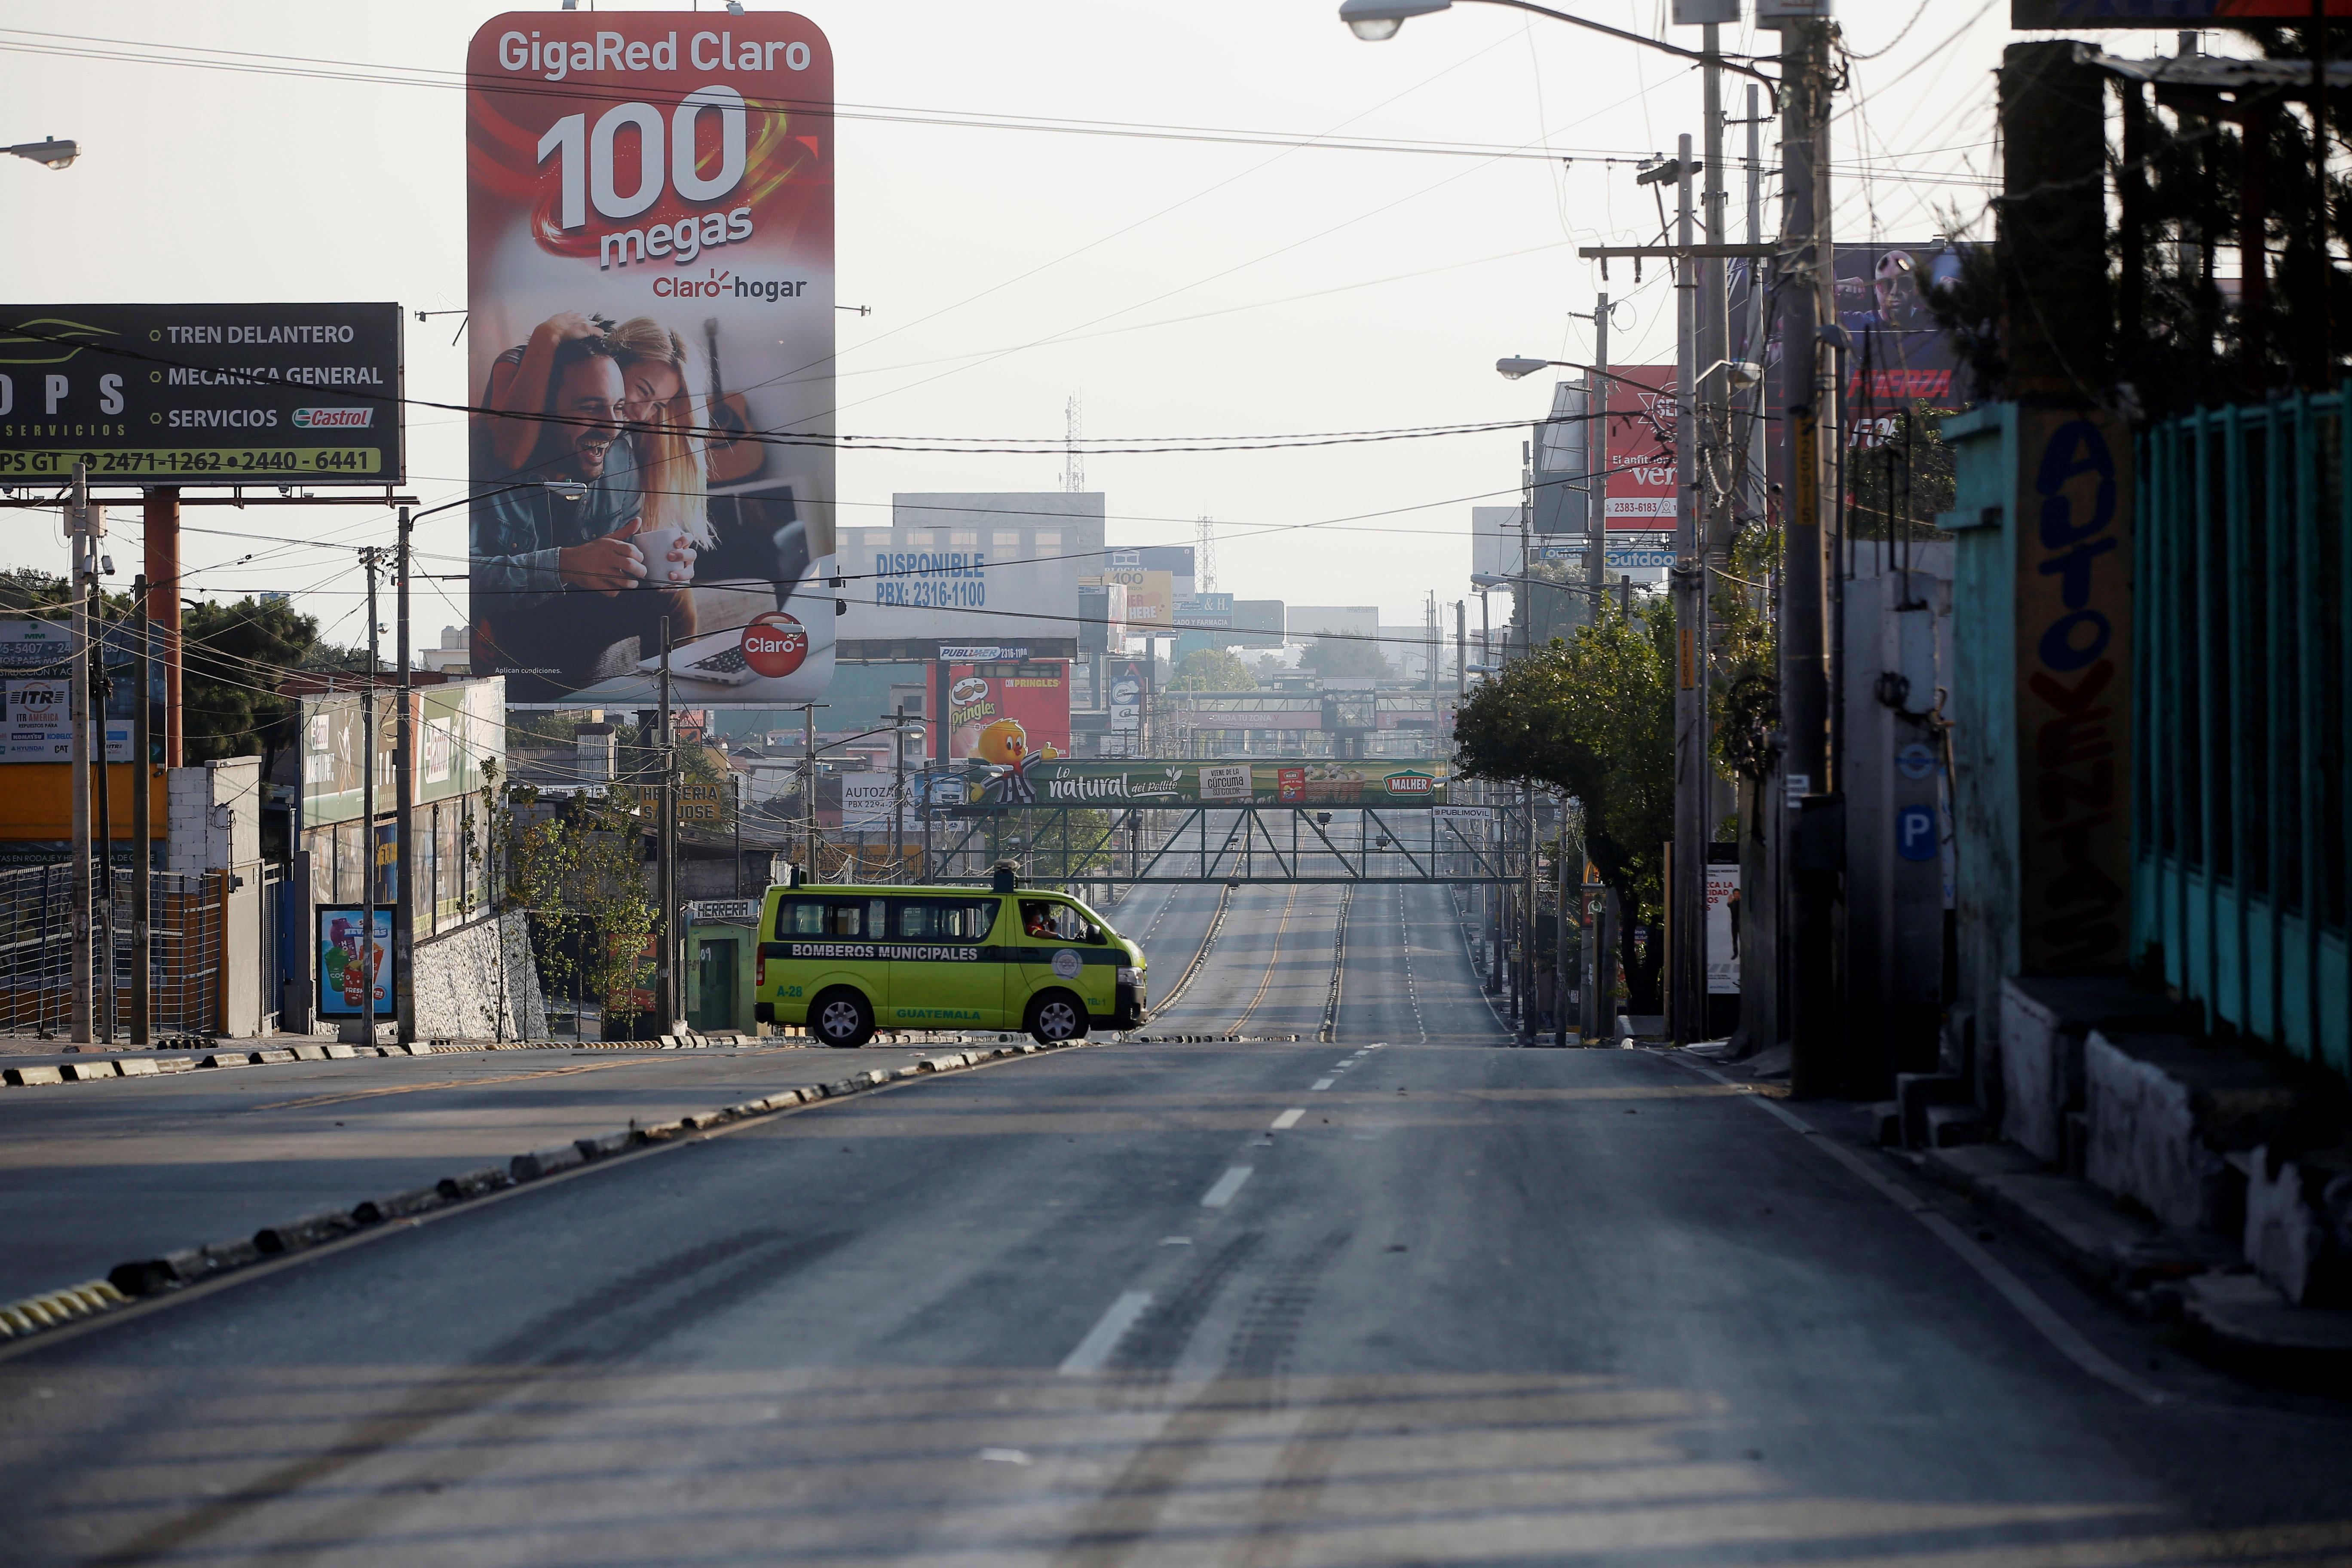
[{"xmin": 0, "ymin": 448, "xmax": 384, "ymax": 477}]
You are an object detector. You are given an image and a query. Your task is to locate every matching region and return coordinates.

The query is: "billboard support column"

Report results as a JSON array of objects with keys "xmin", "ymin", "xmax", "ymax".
[
  {"xmin": 132, "ymin": 575, "xmax": 151, "ymax": 1047},
  {"xmin": 67, "ymin": 462, "xmax": 94, "ymax": 1044},
  {"xmin": 394, "ymin": 508, "xmax": 415, "ymax": 1046},
  {"xmin": 143, "ymin": 488, "xmax": 181, "ymax": 767}
]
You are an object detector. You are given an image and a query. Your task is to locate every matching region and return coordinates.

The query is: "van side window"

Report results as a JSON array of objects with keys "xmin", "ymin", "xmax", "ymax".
[
  {"xmin": 1019, "ymin": 899, "xmax": 1102, "ymax": 943},
  {"xmin": 824, "ymin": 901, "xmax": 883, "ymax": 937},
  {"xmin": 777, "ymin": 900, "xmax": 825, "ymax": 937},
  {"xmin": 893, "ymin": 899, "xmax": 1000, "ymax": 940}
]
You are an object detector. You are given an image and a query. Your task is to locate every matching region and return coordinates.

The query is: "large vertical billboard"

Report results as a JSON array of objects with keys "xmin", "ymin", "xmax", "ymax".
[
  {"xmin": 1601, "ymin": 366, "xmax": 1676, "ymax": 533},
  {"xmin": 466, "ymin": 14, "xmax": 836, "ymax": 707}
]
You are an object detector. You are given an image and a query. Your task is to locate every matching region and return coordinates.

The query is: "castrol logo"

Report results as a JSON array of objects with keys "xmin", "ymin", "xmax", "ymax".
[{"xmin": 741, "ymin": 612, "xmax": 808, "ymax": 678}]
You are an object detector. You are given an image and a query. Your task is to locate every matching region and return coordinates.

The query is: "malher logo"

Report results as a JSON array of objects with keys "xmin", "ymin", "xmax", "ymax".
[{"xmin": 292, "ymin": 407, "xmax": 374, "ymax": 430}]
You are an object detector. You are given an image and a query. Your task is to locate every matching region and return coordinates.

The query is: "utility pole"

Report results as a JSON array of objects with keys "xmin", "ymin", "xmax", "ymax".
[
  {"xmin": 1669, "ymin": 131, "xmax": 1708, "ymax": 1046},
  {"xmin": 1586, "ymin": 294, "xmax": 1610, "ymax": 604},
  {"xmin": 801, "ymin": 703, "xmax": 817, "ymax": 876},
  {"xmin": 658, "ymin": 619, "xmax": 678, "ymax": 1034},
  {"xmin": 393, "ymin": 507, "xmax": 415, "ymax": 1045},
  {"xmin": 131, "ymin": 574, "xmax": 150, "ymax": 1047},
  {"xmin": 361, "ymin": 547, "xmax": 380, "ymax": 1045},
  {"xmin": 1554, "ymin": 790, "xmax": 1571, "ymax": 1046},
  {"xmin": 891, "ymin": 701, "xmax": 908, "ymax": 878},
  {"xmin": 67, "ymin": 464, "xmax": 95, "ymax": 1045},
  {"xmin": 1776, "ymin": 14, "xmax": 1838, "ymax": 1097},
  {"xmin": 1454, "ymin": 600, "xmax": 1466, "ymax": 699}
]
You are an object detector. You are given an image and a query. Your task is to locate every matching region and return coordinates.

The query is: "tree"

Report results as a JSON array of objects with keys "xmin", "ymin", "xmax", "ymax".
[
  {"xmin": 1297, "ymin": 636, "xmax": 1390, "ymax": 681},
  {"xmin": 181, "ymin": 597, "xmax": 330, "ymax": 778},
  {"xmin": 1451, "ymin": 595, "xmax": 1676, "ymax": 1011},
  {"xmin": 488, "ymin": 769, "xmax": 659, "ymax": 1037},
  {"xmin": 1169, "ymin": 648, "xmax": 1257, "ymax": 691}
]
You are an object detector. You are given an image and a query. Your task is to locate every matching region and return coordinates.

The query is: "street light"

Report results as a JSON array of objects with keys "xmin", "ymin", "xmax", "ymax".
[
  {"xmin": 6, "ymin": 137, "xmax": 78, "ymax": 170},
  {"xmin": 1336, "ymin": 0, "xmax": 1776, "ymax": 92}
]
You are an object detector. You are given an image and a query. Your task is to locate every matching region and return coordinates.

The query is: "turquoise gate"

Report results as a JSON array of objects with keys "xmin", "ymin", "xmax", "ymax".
[{"xmin": 2136, "ymin": 395, "xmax": 2349, "ymax": 1080}]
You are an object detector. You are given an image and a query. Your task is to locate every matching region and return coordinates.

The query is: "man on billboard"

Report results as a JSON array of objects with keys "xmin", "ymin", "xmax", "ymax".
[{"xmin": 466, "ymin": 13, "xmax": 837, "ymax": 707}]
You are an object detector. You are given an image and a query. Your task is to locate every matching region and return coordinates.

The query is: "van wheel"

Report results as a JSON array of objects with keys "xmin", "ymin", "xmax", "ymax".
[
  {"xmin": 811, "ymin": 988, "xmax": 875, "ymax": 1048},
  {"xmin": 1026, "ymin": 990, "xmax": 1088, "ymax": 1045}
]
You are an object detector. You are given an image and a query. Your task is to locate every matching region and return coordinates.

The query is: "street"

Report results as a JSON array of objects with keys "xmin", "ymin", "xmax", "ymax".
[{"xmin": 3, "ymin": 888, "xmax": 2347, "ymax": 1566}]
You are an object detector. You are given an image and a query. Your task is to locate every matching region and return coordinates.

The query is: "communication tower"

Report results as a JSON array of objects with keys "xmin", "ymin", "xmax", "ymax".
[
  {"xmin": 1063, "ymin": 395, "xmax": 1084, "ymax": 493},
  {"xmin": 1195, "ymin": 516, "xmax": 1218, "ymax": 594}
]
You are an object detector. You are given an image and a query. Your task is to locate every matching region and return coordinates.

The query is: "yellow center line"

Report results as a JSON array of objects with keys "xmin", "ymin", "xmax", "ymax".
[
  {"xmin": 1231, "ymin": 884, "xmax": 1301, "ymax": 1035},
  {"xmin": 251, "ymin": 1060, "xmax": 645, "ymax": 1112}
]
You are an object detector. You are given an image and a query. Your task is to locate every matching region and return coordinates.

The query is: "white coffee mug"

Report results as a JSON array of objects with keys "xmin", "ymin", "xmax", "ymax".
[{"xmin": 632, "ymin": 527, "xmax": 696, "ymax": 586}]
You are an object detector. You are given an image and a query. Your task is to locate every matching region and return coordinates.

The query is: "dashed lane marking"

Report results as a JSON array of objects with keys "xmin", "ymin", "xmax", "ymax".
[
  {"xmin": 1058, "ymin": 1289, "xmax": 1154, "ymax": 1375},
  {"xmin": 1199, "ymin": 1166, "xmax": 1253, "ymax": 1209},
  {"xmin": 1270, "ymin": 1109, "xmax": 1304, "ymax": 1130},
  {"xmin": 1310, "ymin": 1077, "xmax": 1335, "ymax": 1091}
]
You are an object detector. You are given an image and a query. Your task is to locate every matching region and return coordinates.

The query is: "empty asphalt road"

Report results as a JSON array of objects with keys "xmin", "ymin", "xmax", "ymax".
[{"xmin": 1, "ymin": 887, "xmax": 2346, "ymax": 1566}]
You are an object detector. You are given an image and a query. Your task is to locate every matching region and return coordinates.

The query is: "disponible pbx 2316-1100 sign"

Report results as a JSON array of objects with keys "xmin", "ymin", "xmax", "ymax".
[{"xmin": 0, "ymin": 303, "xmax": 403, "ymax": 484}]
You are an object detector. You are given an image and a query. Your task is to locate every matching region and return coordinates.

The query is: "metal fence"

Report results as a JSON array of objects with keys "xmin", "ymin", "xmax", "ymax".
[
  {"xmin": 2136, "ymin": 394, "xmax": 2349, "ymax": 1082},
  {"xmin": 0, "ymin": 863, "xmax": 246, "ymax": 1041}
]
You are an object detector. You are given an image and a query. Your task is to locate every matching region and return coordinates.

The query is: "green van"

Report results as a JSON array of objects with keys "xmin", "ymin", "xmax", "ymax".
[{"xmin": 750, "ymin": 874, "xmax": 1147, "ymax": 1047}]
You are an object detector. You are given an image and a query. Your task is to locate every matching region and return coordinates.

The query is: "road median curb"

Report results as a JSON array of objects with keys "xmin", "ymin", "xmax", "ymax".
[{"xmin": 0, "ymin": 1038, "xmax": 1087, "ymax": 1353}]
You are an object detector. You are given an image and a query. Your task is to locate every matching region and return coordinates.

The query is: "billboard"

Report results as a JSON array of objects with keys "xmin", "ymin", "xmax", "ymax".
[
  {"xmin": 943, "ymin": 661, "xmax": 1070, "ymax": 765},
  {"xmin": 2013, "ymin": 0, "xmax": 2352, "ymax": 20},
  {"xmin": 839, "ymin": 773, "xmax": 897, "ymax": 831},
  {"xmin": 1098, "ymin": 568, "xmax": 1174, "ymax": 630},
  {"xmin": 317, "ymin": 907, "xmax": 394, "ymax": 1019},
  {"xmin": 965, "ymin": 757, "xmax": 1452, "ymax": 812},
  {"xmin": 302, "ymin": 679, "xmax": 505, "ymax": 827},
  {"xmin": 466, "ymin": 13, "xmax": 836, "ymax": 708},
  {"xmin": 0, "ymin": 303, "xmax": 402, "ymax": 485},
  {"xmin": 1105, "ymin": 656, "xmax": 1148, "ymax": 735},
  {"xmin": 0, "ymin": 619, "xmax": 138, "ymax": 763},
  {"xmin": 846, "ymin": 536, "xmax": 1082, "ymax": 639},
  {"xmin": 1531, "ymin": 380, "xmax": 1589, "ymax": 537},
  {"xmin": 1601, "ymin": 366, "xmax": 1677, "ymax": 531},
  {"xmin": 1725, "ymin": 241, "xmax": 1975, "ymax": 518}
]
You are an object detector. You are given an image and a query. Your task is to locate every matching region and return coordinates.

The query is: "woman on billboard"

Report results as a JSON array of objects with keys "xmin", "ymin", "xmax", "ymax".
[{"xmin": 472, "ymin": 313, "xmax": 711, "ymax": 697}]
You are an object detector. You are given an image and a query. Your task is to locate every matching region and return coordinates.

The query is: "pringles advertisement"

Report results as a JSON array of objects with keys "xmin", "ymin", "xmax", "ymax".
[
  {"xmin": 946, "ymin": 662, "xmax": 1071, "ymax": 766},
  {"xmin": 466, "ymin": 13, "xmax": 836, "ymax": 707}
]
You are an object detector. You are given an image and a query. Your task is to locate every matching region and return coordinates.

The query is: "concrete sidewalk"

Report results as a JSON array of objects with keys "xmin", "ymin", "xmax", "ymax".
[{"xmin": 0, "ymin": 1039, "xmax": 1021, "ymax": 1305}]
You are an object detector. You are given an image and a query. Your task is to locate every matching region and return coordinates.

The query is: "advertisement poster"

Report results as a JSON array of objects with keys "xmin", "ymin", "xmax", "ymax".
[
  {"xmin": 1601, "ymin": 366, "xmax": 1677, "ymax": 531},
  {"xmin": 1705, "ymin": 863, "xmax": 1741, "ymax": 996},
  {"xmin": 1096, "ymin": 569, "xmax": 1174, "ymax": 629},
  {"xmin": 466, "ymin": 13, "xmax": 836, "ymax": 707},
  {"xmin": 317, "ymin": 907, "xmax": 393, "ymax": 1019},
  {"xmin": 0, "ymin": 619, "xmax": 141, "ymax": 763},
  {"xmin": 839, "ymin": 774, "xmax": 897, "ymax": 831},
  {"xmin": 967, "ymin": 758, "xmax": 1451, "ymax": 812},
  {"xmin": 0, "ymin": 303, "xmax": 402, "ymax": 484},
  {"xmin": 1106, "ymin": 657, "xmax": 1148, "ymax": 735},
  {"xmin": 944, "ymin": 661, "xmax": 1070, "ymax": 765}
]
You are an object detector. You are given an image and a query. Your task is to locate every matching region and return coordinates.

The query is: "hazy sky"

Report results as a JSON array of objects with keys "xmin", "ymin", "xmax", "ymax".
[{"xmin": 0, "ymin": 2, "xmax": 2174, "ymax": 642}]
